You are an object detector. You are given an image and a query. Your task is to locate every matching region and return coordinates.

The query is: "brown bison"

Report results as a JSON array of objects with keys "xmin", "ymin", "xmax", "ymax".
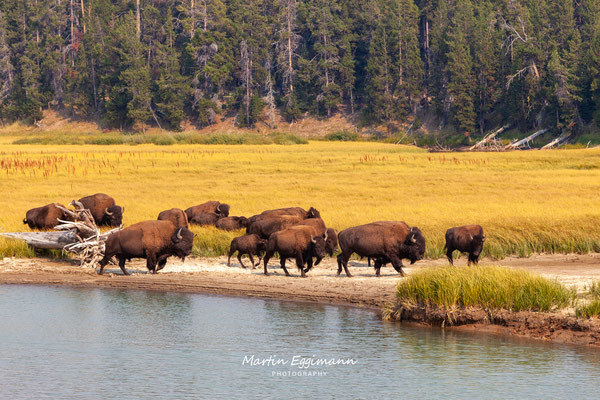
[
  {"xmin": 292, "ymin": 218, "xmax": 338, "ymax": 263},
  {"xmin": 216, "ymin": 216, "xmax": 248, "ymax": 231},
  {"xmin": 157, "ymin": 208, "xmax": 189, "ymax": 228},
  {"xmin": 336, "ymin": 221, "xmax": 426, "ymax": 277},
  {"xmin": 78, "ymin": 193, "xmax": 123, "ymax": 227},
  {"xmin": 263, "ymin": 225, "xmax": 327, "ymax": 277},
  {"xmin": 246, "ymin": 215, "xmax": 303, "ymax": 238},
  {"xmin": 444, "ymin": 225, "xmax": 485, "ymax": 265},
  {"xmin": 188, "ymin": 212, "xmax": 221, "ymax": 226},
  {"xmin": 246, "ymin": 206, "xmax": 320, "ymax": 225},
  {"xmin": 23, "ymin": 203, "xmax": 73, "ymax": 230},
  {"xmin": 185, "ymin": 201, "xmax": 230, "ymax": 220},
  {"xmin": 98, "ymin": 220, "xmax": 194, "ymax": 275},
  {"xmin": 227, "ymin": 234, "xmax": 267, "ymax": 268}
]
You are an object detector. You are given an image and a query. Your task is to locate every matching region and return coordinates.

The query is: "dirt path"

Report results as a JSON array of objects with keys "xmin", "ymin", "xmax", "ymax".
[{"xmin": 1, "ymin": 254, "xmax": 599, "ymax": 310}]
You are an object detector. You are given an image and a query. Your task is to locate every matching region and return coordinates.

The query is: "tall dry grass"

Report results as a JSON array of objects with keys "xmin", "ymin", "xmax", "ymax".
[{"xmin": 0, "ymin": 142, "xmax": 599, "ymax": 259}]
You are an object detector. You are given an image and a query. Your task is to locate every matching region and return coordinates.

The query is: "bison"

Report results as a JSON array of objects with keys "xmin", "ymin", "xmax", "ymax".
[
  {"xmin": 336, "ymin": 221, "xmax": 426, "ymax": 277},
  {"xmin": 188, "ymin": 212, "xmax": 221, "ymax": 226},
  {"xmin": 23, "ymin": 203, "xmax": 73, "ymax": 230},
  {"xmin": 78, "ymin": 193, "xmax": 123, "ymax": 227},
  {"xmin": 444, "ymin": 225, "xmax": 486, "ymax": 266},
  {"xmin": 216, "ymin": 216, "xmax": 248, "ymax": 231},
  {"xmin": 292, "ymin": 218, "xmax": 338, "ymax": 264},
  {"xmin": 246, "ymin": 215, "xmax": 303, "ymax": 238},
  {"xmin": 185, "ymin": 201, "xmax": 230, "ymax": 221},
  {"xmin": 227, "ymin": 234, "xmax": 267, "ymax": 268},
  {"xmin": 98, "ymin": 220, "xmax": 194, "ymax": 275},
  {"xmin": 246, "ymin": 206, "xmax": 320, "ymax": 225},
  {"xmin": 263, "ymin": 225, "xmax": 327, "ymax": 278},
  {"xmin": 157, "ymin": 208, "xmax": 189, "ymax": 228}
]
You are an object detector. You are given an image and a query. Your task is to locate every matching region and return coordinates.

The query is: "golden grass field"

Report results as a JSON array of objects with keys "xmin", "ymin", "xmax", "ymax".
[{"xmin": 1, "ymin": 140, "xmax": 599, "ymax": 259}]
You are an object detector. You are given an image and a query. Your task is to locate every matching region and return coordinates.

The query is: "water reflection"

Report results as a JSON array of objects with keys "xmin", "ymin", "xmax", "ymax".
[{"xmin": 0, "ymin": 285, "xmax": 599, "ymax": 399}]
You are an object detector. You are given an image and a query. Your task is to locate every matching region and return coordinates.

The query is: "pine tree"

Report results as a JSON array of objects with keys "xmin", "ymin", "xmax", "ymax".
[
  {"xmin": 445, "ymin": 0, "xmax": 475, "ymax": 137},
  {"xmin": 391, "ymin": 0, "xmax": 423, "ymax": 116},
  {"xmin": 276, "ymin": 0, "xmax": 301, "ymax": 121},
  {"xmin": 0, "ymin": 10, "xmax": 14, "ymax": 118}
]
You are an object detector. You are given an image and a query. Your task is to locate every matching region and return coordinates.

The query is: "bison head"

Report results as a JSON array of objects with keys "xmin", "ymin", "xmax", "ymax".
[
  {"xmin": 216, "ymin": 203, "xmax": 230, "ymax": 217},
  {"xmin": 103, "ymin": 205, "xmax": 123, "ymax": 227},
  {"xmin": 238, "ymin": 216, "xmax": 249, "ymax": 227},
  {"xmin": 470, "ymin": 233, "xmax": 486, "ymax": 257},
  {"xmin": 171, "ymin": 227, "xmax": 195, "ymax": 261},
  {"xmin": 403, "ymin": 226, "xmax": 426, "ymax": 264},
  {"xmin": 325, "ymin": 228, "xmax": 338, "ymax": 256},
  {"xmin": 307, "ymin": 207, "xmax": 321, "ymax": 219},
  {"xmin": 310, "ymin": 235, "xmax": 327, "ymax": 260}
]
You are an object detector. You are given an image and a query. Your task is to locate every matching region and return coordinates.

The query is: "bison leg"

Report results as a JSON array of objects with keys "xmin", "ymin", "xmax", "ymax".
[
  {"xmin": 295, "ymin": 255, "xmax": 306, "ymax": 278},
  {"xmin": 280, "ymin": 257, "xmax": 291, "ymax": 277},
  {"xmin": 146, "ymin": 253, "xmax": 158, "ymax": 274},
  {"xmin": 227, "ymin": 248, "xmax": 235, "ymax": 267},
  {"xmin": 389, "ymin": 254, "xmax": 405, "ymax": 277},
  {"xmin": 446, "ymin": 248, "xmax": 454, "ymax": 266},
  {"xmin": 118, "ymin": 257, "xmax": 130, "ymax": 276},
  {"xmin": 156, "ymin": 257, "xmax": 167, "ymax": 271},
  {"xmin": 337, "ymin": 252, "xmax": 352, "ymax": 277},
  {"xmin": 263, "ymin": 251, "xmax": 273, "ymax": 276},
  {"xmin": 368, "ymin": 257, "xmax": 372, "ymax": 267},
  {"xmin": 237, "ymin": 253, "xmax": 247, "ymax": 269},
  {"xmin": 247, "ymin": 253, "xmax": 256, "ymax": 269},
  {"xmin": 374, "ymin": 259, "xmax": 382, "ymax": 277},
  {"xmin": 304, "ymin": 256, "xmax": 314, "ymax": 273}
]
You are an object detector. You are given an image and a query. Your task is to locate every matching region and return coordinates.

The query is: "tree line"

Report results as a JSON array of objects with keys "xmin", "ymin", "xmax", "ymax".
[{"xmin": 0, "ymin": 0, "xmax": 598, "ymax": 140}]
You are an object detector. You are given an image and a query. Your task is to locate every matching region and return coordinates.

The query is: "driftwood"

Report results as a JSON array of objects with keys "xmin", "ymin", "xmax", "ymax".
[
  {"xmin": 0, "ymin": 231, "xmax": 80, "ymax": 249},
  {"xmin": 1, "ymin": 200, "xmax": 121, "ymax": 268},
  {"xmin": 469, "ymin": 124, "xmax": 511, "ymax": 151},
  {"xmin": 541, "ymin": 133, "xmax": 571, "ymax": 150},
  {"xmin": 505, "ymin": 128, "xmax": 548, "ymax": 150}
]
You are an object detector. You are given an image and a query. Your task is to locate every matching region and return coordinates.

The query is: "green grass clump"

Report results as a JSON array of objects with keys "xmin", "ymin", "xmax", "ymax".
[
  {"xmin": 269, "ymin": 131, "xmax": 308, "ymax": 145},
  {"xmin": 395, "ymin": 266, "xmax": 575, "ymax": 312},
  {"xmin": 576, "ymin": 301, "xmax": 600, "ymax": 318}
]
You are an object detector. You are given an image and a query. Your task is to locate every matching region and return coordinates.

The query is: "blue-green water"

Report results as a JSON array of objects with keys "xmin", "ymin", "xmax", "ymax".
[{"xmin": 1, "ymin": 285, "xmax": 599, "ymax": 399}]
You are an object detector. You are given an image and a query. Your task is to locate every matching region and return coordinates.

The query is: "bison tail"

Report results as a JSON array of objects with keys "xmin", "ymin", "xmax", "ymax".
[{"xmin": 23, "ymin": 218, "xmax": 28, "ymax": 225}]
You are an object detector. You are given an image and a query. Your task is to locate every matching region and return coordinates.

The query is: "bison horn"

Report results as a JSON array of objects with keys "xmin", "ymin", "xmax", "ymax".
[
  {"xmin": 176, "ymin": 228, "xmax": 183, "ymax": 240},
  {"xmin": 324, "ymin": 231, "xmax": 328, "ymax": 241},
  {"xmin": 121, "ymin": 206, "xmax": 124, "ymax": 214},
  {"xmin": 470, "ymin": 234, "xmax": 473, "ymax": 240},
  {"xmin": 105, "ymin": 208, "xmax": 113, "ymax": 216},
  {"xmin": 482, "ymin": 235, "xmax": 486, "ymax": 241},
  {"xmin": 411, "ymin": 234, "xmax": 417, "ymax": 243},
  {"xmin": 311, "ymin": 235, "xmax": 316, "ymax": 244},
  {"xmin": 216, "ymin": 204, "xmax": 222, "ymax": 213}
]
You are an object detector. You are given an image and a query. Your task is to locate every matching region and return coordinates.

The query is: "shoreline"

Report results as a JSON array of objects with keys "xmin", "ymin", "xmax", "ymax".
[{"xmin": 2, "ymin": 254, "xmax": 600, "ymax": 347}]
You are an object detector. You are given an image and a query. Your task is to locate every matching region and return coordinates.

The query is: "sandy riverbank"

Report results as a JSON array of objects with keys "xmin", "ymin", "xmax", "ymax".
[{"xmin": 1, "ymin": 254, "xmax": 600, "ymax": 345}]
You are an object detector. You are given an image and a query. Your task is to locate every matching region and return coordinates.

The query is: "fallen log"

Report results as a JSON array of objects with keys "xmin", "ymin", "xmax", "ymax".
[
  {"xmin": 541, "ymin": 133, "xmax": 571, "ymax": 150},
  {"xmin": 505, "ymin": 128, "xmax": 548, "ymax": 150},
  {"xmin": 0, "ymin": 231, "xmax": 79, "ymax": 250},
  {"xmin": 469, "ymin": 124, "xmax": 511, "ymax": 150}
]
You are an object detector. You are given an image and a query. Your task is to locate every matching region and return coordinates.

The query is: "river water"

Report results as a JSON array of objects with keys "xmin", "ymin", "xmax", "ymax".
[{"xmin": 0, "ymin": 285, "xmax": 599, "ymax": 399}]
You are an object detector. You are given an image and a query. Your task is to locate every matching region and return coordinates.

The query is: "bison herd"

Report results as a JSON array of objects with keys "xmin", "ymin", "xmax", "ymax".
[{"xmin": 23, "ymin": 193, "xmax": 486, "ymax": 277}]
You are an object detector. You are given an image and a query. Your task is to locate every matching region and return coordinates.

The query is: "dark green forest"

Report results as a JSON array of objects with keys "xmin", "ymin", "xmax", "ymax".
[{"xmin": 0, "ymin": 0, "xmax": 599, "ymax": 141}]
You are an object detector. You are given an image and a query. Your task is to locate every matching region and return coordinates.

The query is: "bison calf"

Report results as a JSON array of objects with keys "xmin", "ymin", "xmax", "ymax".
[
  {"xmin": 157, "ymin": 208, "xmax": 189, "ymax": 228},
  {"xmin": 227, "ymin": 234, "xmax": 267, "ymax": 269},
  {"xmin": 444, "ymin": 225, "xmax": 486, "ymax": 266},
  {"xmin": 98, "ymin": 220, "xmax": 194, "ymax": 275}
]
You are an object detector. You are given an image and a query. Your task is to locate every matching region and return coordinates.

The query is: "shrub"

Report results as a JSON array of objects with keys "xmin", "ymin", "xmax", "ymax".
[{"xmin": 325, "ymin": 130, "xmax": 359, "ymax": 141}]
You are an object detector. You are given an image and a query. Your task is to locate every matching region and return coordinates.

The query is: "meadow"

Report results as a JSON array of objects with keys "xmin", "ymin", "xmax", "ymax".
[{"xmin": 0, "ymin": 141, "xmax": 599, "ymax": 260}]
